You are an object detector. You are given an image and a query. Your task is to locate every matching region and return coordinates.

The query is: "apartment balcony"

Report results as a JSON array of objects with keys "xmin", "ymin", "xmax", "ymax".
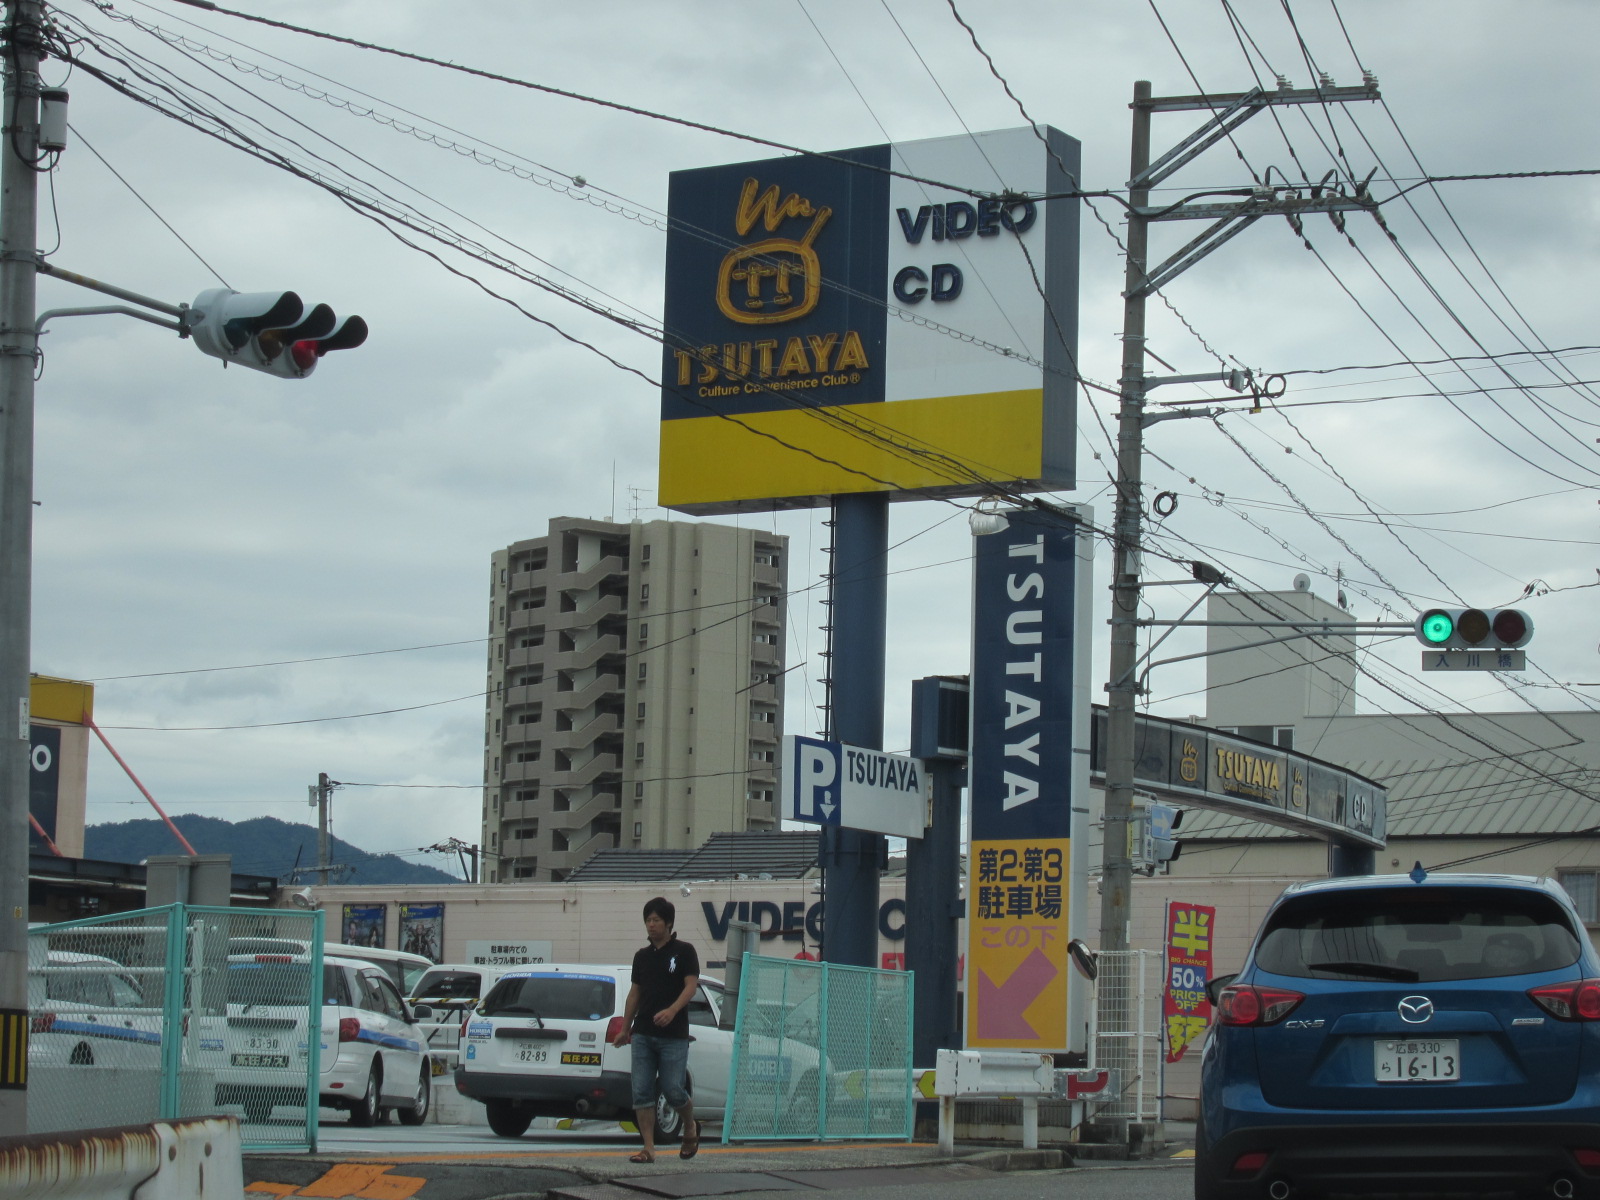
[
  {"xmin": 501, "ymin": 724, "xmax": 542, "ymax": 751},
  {"xmin": 753, "ymin": 562, "xmax": 782, "ymax": 589},
  {"xmin": 751, "ymin": 603, "xmax": 782, "ymax": 628},
  {"xmin": 504, "ymin": 684, "xmax": 544, "ymax": 708},
  {"xmin": 500, "ymin": 758, "xmax": 544, "ymax": 785},
  {"xmin": 746, "ymin": 797, "xmax": 777, "ymax": 824},
  {"xmin": 506, "ymin": 645, "xmax": 549, "ymax": 671},
  {"xmin": 506, "ymin": 606, "xmax": 548, "ymax": 636},
  {"xmin": 508, "ymin": 566, "xmax": 549, "ymax": 598},
  {"xmin": 743, "ymin": 679, "xmax": 780, "ymax": 704},
  {"xmin": 747, "ymin": 721, "xmax": 779, "ymax": 743},
  {"xmin": 498, "ymin": 798, "xmax": 542, "ymax": 824}
]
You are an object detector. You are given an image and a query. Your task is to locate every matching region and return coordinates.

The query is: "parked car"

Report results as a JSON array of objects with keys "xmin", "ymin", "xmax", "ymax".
[
  {"xmin": 211, "ymin": 953, "xmax": 430, "ymax": 1126},
  {"xmin": 408, "ymin": 963, "xmax": 529, "ymax": 1015},
  {"xmin": 455, "ymin": 963, "xmax": 806, "ymax": 1142},
  {"xmin": 228, "ymin": 937, "xmax": 432, "ymax": 994},
  {"xmin": 1197, "ymin": 871, "xmax": 1600, "ymax": 1199},
  {"xmin": 27, "ymin": 947, "xmax": 164, "ymax": 1069}
]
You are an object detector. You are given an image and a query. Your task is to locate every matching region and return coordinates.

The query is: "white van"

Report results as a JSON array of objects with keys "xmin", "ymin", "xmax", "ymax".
[{"xmin": 228, "ymin": 937, "xmax": 432, "ymax": 994}]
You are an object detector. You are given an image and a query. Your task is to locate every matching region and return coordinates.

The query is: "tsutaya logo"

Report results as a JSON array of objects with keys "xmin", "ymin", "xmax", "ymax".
[
  {"xmin": 719, "ymin": 178, "xmax": 831, "ymax": 324},
  {"xmin": 672, "ymin": 177, "xmax": 870, "ymax": 399}
]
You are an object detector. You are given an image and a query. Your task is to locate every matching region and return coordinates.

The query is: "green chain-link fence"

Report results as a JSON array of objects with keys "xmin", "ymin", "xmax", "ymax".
[
  {"xmin": 724, "ymin": 956, "xmax": 913, "ymax": 1142},
  {"xmin": 27, "ymin": 904, "xmax": 324, "ymax": 1149}
]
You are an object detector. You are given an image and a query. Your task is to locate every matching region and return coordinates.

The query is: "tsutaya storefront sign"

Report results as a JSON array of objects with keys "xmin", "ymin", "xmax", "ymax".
[
  {"xmin": 965, "ymin": 505, "xmax": 1092, "ymax": 1054},
  {"xmin": 659, "ymin": 126, "xmax": 1081, "ymax": 514}
]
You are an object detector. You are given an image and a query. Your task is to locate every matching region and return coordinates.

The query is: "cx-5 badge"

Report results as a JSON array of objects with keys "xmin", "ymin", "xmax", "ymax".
[{"xmin": 1398, "ymin": 996, "xmax": 1434, "ymax": 1023}]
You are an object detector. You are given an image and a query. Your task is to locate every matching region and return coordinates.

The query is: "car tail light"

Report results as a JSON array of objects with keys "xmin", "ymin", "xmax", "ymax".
[
  {"xmin": 338, "ymin": 1017, "xmax": 361, "ymax": 1042},
  {"xmin": 605, "ymin": 1016, "xmax": 625, "ymax": 1044},
  {"xmin": 1529, "ymin": 979, "xmax": 1600, "ymax": 1021},
  {"xmin": 254, "ymin": 954, "xmax": 294, "ymax": 964},
  {"xmin": 30, "ymin": 1013, "xmax": 54, "ymax": 1034},
  {"xmin": 1231, "ymin": 1151, "xmax": 1269, "ymax": 1175},
  {"xmin": 1219, "ymin": 983, "xmax": 1304, "ymax": 1026},
  {"xmin": 1572, "ymin": 1148, "xmax": 1600, "ymax": 1171}
]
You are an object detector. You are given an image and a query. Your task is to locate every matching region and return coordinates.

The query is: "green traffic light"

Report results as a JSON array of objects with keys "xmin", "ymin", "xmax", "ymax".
[{"xmin": 1419, "ymin": 611, "xmax": 1455, "ymax": 644}]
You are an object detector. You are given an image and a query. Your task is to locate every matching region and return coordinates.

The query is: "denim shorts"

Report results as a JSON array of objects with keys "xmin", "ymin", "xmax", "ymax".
[{"xmin": 630, "ymin": 1032, "xmax": 690, "ymax": 1109}]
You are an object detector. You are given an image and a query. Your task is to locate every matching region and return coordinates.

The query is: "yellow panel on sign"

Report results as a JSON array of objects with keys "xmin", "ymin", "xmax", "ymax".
[
  {"xmin": 965, "ymin": 837, "xmax": 1071, "ymax": 1050},
  {"xmin": 30, "ymin": 675, "xmax": 94, "ymax": 725},
  {"xmin": 659, "ymin": 388, "xmax": 1044, "ymax": 513}
]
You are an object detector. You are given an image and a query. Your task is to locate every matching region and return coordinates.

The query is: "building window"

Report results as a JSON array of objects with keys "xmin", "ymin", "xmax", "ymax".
[
  {"xmin": 638, "ymin": 623, "xmax": 648, "ymax": 643},
  {"xmin": 635, "ymin": 741, "xmax": 645, "ymax": 760},
  {"xmin": 637, "ymin": 661, "xmax": 648, "ymax": 682},
  {"xmin": 1561, "ymin": 871, "xmax": 1599, "ymax": 923},
  {"xmin": 639, "ymin": 583, "xmax": 650, "ymax": 606},
  {"xmin": 516, "ymin": 788, "xmax": 539, "ymax": 801},
  {"xmin": 641, "ymin": 545, "xmax": 651, "ymax": 565},
  {"xmin": 513, "ymin": 865, "xmax": 536, "ymax": 879},
  {"xmin": 634, "ymin": 821, "xmax": 643, "ymax": 838},
  {"xmin": 516, "ymin": 749, "xmax": 541, "ymax": 763}
]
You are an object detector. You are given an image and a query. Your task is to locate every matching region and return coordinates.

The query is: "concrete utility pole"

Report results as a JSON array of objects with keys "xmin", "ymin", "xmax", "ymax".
[
  {"xmin": 312, "ymin": 771, "xmax": 332, "ymax": 886},
  {"xmin": 1096, "ymin": 76, "xmax": 1378, "ymax": 1138},
  {"xmin": 0, "ymin": 0, "xmax": 43, "ymax": 1136}
]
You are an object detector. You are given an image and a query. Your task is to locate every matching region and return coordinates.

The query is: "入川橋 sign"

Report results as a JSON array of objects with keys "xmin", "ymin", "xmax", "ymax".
[{"xmin": 659, "ymin": 126, "xmax": 1081, "ymax": 514}]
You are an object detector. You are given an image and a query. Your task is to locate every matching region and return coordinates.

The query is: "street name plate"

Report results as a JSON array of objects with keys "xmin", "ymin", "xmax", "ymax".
[{"xmin": 1421, "ymin": 650, "xmax": 1525, "ymax": 672}]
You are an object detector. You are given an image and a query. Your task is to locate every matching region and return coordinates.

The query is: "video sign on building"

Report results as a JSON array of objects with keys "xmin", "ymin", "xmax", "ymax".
[{"xmin": 661, "ymin": 126, "xmax": 1080, "ymax": 513}]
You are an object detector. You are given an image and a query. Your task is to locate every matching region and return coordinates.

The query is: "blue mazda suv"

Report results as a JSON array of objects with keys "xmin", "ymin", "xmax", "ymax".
[{"xmin": 1198, "ymin": 872, "xmax": 1600, "ymax": 1199}]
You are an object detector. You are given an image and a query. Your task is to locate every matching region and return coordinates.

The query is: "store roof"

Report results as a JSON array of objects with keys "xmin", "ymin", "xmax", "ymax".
[{"xmin": 566, "ymin": 831, "xmax": 820, "ymax": 883}]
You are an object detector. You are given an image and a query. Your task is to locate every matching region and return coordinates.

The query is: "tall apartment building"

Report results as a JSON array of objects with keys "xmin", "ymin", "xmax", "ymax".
[{"xmin": 481, "ymin": 517, "xmax": 787, "ymax": 882}]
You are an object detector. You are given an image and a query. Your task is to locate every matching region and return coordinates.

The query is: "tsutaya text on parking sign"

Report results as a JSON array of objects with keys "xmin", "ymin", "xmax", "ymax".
[{"xmin": 782, "ymin": 734, "xmax": 927, "ymax": 840}]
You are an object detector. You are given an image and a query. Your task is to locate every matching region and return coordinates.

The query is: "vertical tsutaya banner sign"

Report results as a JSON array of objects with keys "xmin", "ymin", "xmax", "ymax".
[
  {"xmin": 660, "ymin": 126, "xmax": 1081, "ymax": 514},
  {"xmin": 1163, "ymin": 901, "xmax": 1216, "ymax": 1063},
  {"xmin": 966, "ymin": 506, "xmax": 1092, "ymax": 1053}
]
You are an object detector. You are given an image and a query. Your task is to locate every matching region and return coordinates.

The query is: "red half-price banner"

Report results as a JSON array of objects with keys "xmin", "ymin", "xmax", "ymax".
[{"xmin": 1163, "ymin": 901, "xmax": 1215, "ymax": 1063}]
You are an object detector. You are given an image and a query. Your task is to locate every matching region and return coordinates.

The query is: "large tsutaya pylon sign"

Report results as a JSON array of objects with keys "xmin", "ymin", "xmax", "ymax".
[
  {"xmin": 659, "ymin": 126, "xmax": 1080, "ymax": 514},
  {"xmin": 967, "ymin": 505, "xmax": 1093, "ymax": 1054}
]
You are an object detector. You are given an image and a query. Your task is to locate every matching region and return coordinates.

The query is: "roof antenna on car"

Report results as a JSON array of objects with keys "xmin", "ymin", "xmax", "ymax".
[{"xmin": 1410, "ymin": 861, "xmax": 1428, "ymax": 884}]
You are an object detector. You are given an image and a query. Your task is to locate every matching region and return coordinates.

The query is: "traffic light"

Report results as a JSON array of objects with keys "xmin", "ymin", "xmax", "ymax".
[
  {"xmin": 188, "ymin": 288, "xmax": 367, "ymax": 378},
  {"xmin": 1132, "ymin": 799, "xmax": 1184, "ymax": 876},
  {"xmin": 1413, "ymin": 607, "xmax": 1533, "ymax": 650}
]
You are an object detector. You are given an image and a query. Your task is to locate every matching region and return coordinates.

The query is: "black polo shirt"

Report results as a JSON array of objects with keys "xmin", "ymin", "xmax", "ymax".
[{"xmin": 630, "ymin": 935, "xmax": 700, "ymax": 1039}]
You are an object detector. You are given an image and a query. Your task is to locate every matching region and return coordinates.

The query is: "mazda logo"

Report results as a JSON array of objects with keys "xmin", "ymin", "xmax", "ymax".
[{"xmin": 1398, "ymin": 996, "xmax": 1434, "ymax": 1024}]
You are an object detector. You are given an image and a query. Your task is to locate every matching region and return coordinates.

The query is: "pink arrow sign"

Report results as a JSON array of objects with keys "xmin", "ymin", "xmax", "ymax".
[{"xmin": 975, "ymin": 947, "xmax": 1058, "ymax": 1040}]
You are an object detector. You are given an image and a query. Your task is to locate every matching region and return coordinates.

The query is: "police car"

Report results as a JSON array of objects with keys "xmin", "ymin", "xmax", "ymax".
[{"xmin": 212, "ymin": 953, "xmax": 429, "ymax": 1126}]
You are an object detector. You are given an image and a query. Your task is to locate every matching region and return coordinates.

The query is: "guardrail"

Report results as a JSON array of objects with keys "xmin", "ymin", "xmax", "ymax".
[{"xmin": 0, "ymin": 1116, "xmax": 243, "ymax": 1199}]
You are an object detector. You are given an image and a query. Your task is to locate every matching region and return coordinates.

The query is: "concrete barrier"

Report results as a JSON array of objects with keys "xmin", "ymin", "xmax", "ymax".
[{"xmin": 0, "ymin": 1115, "xmax": 242, "ymax": 1199}]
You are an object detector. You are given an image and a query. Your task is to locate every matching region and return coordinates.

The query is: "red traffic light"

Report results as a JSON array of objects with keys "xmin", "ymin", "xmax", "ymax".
[{"xmin": 1492, "ymin": 609, "xmax": 1531, "ymax": 647}]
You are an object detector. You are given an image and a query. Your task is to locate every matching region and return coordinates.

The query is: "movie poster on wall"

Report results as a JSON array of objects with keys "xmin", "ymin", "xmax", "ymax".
[
  {"xmin": 399, "ymin": 902, "xmax": 444, "ymax": 963},
  {"xmin": 1164, "ymin": 900, "xmax": 1216, "ymax": 1063},
  {"xmin": 340, "ymin": 903, "xmax": 386, "ymax": 948}
]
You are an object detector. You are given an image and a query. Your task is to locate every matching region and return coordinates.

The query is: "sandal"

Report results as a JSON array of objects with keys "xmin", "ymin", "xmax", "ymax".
[
  {"xmin": 628, "ymin": 1150, "xmax": 654, "ymax": 1163},
  {"xmin": 679, "ymin": 1121, "xmax": 702, "ymax": 1160}
]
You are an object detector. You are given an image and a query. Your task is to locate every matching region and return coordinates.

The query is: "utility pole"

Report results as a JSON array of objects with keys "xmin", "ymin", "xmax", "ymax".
[
  {"xmin": 0, "ymin": 0, "xmax": 43, "ymax": 1136},
  {"xmin": 1097, "ymin": 76, "xmax": 1378, "ymax": 1140},
  {"xmin": 311, "ymin": 772, "xmax": 332, "ymax": 886}
]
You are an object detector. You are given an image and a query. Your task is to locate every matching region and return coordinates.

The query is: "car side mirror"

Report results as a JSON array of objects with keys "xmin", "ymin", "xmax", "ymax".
[
  {"xmin": 1206, "ymin": 973, "xmax": 1237, "ymax": 1006},
  {"xmin": 411, "ymin": 1003, "xmax": 433, "ymax": 1021}
]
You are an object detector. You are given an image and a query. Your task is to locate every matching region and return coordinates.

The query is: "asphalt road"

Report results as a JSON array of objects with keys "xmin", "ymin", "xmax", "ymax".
[{"xmin": 243, "ymin": 1120, "xmax": 1197, "ymax": 1200}]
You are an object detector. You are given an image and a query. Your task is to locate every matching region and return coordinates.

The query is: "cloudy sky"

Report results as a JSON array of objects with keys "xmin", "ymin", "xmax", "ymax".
[{"xmin": 26, "ymin": 0, "xmax": 1600, "ymax": 879}]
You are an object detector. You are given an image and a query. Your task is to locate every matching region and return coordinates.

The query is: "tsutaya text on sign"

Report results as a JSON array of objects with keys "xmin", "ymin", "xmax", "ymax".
[{"xmin": 782, "ymin": 734, "xmax": 927, "ymax": 840}]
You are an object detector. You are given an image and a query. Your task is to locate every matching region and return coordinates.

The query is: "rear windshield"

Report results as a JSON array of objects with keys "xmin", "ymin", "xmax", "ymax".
[
  {"xmin": 414, "ymin": 971, "xmax": 482, "ymax": 1000},
  {"xmin": 1254, "ymin": 886, "xmax": 1584, "ymax": 983},
  {"xmin": 227, "ymin": 961, "xmax": 347, "ymax": 1007},
  {"xmin": 481, "ymin": 974, "xmax": 616, "ymax": 1020}
]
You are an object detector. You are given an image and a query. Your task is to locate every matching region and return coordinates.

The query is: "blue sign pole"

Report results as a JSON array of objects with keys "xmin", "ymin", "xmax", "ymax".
[{"xmin": 819, "ymin": 494, "xmax": 887, "ymax": 967}]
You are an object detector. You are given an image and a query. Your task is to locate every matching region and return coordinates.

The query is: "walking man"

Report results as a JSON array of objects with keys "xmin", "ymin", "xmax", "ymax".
[{"xmin": 612, "ymin": 896, "xmax": 702, "ymax": 1162}]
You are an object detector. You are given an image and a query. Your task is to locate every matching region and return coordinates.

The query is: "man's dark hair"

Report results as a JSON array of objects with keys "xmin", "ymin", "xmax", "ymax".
[{"xmin": 643, "ymin": 896, "xmax": 675, "ymax": 927}]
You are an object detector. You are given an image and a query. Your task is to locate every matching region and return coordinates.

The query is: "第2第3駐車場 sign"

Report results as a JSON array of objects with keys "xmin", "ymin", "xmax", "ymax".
[{"xmin": 659, "ymin": 126, "xmax": 1080, "ymax": 514}]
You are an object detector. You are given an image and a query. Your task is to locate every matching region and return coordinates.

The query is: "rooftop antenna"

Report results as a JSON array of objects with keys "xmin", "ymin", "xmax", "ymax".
[{"xmin": 628, "ymin": 486, "xmax": 648, "ymax": 522}]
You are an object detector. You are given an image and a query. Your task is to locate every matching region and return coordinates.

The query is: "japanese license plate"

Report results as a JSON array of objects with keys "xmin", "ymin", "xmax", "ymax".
[
  {"xmin": 231, "ymin": 1052, "xmax": 290, "ymax": 1068},
  {"xmin": 1374, "ymin": 1038, "xmax": 1459, "ymax": 1082},
  {"xmin": 514, "ymin": 1043, "xmax": 549, "ymax": 1063}
]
